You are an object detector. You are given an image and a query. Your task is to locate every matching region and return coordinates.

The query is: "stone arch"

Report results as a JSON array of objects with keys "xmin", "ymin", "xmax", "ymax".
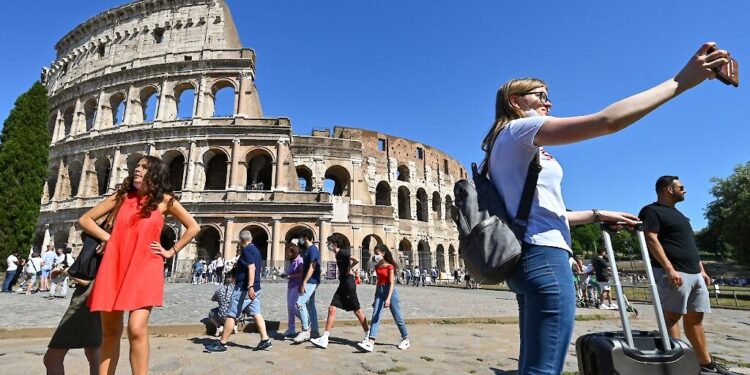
[
  {"xmin": 448, "ymin": 245, "xmax": 457, "ymax": 272},
  {"xmin": 398, "ymin": 186, "xmax": 411, "ymax": 219},
  {"xmin": 209, "ymin": 80, "xmax": 237, "ymax": 118},
  {"xmin": 436, "ymin": 244, "xmax": 445, "ymax": 272},
  {"xmin": 94, "ymin": 157, "xmax": 112, "ymax": 195},
  {"xmin": 174, "ymin": 82, "xmax": 196, "ymax": 119},
  {"xmin": 47, "ymin": 164, "xmax": 59, "ymax": 200},
  {"xmin": 398, "ymin": 238, "xmax": 413, "ymax": 267},
  {"xmin": 245, "ymin": 149, "xmax": 273, "ymax": 191},
  {"xmin": 285, "ymin": 225, "xmax": 316, "ymax": 245},
  {"xmin": 329, "ymin": 232, "xmax": 351, "ymax": 249},
  {"xmin": 361, "ymin": 234, "xmax": 383, "ymax": 271},
  {"xmin": 63, "ymin": 106, "xmax": 75, "ymax": 137},
  {"xmin": 444, "ymin": 195, "xmax": 453, "ymax": 221},
  {"xmin": 296, "ymin": 165, "xmax": 313, "ymax": 192},
  {"xmin": 397, "ymin": 164, "xmax": 409, "ymax": 182},
  {"xmin": 84, "ymin": 98, "xmax": 97, "ymax": 131},
  {"xmin": 126, "ymin": 153, "xmax": 146, "ymax": 177},
  {"xmin": 138, "ymin": 85, "xmax": 160, "ymax": 123},
  {"xmin": 432, "ymin": 191, "xmax": 442, "ymax": 220},
  {"xmin": 67, "ymin": 160, "xmax": 83, "ymax": 198},
  {"xmin": 196, "ymin": 225, "xmax": 222, "ymax": 261},
  {"xmin": 323, "ymin": 165, "xmax": 350, "ymax": 197},
  {"xmin": 109, "ymin": 92, "xmax": 127, "ymax": 126},
  {"xmin": 162, "ymin": 150, "xmax": 186, "ymax": 192},
  {"xmin": 202, "ymin": 149, "xmax": 229, "ymax": 190},
  {"xmin": 375, "ymin": 181, "xmax": 391, "ymax": 206},
  {"xmin": 240, "ymin": 225, "xmax": 270, "ymax": 264},
  {"xmin": 53, "ymin": 229, "xmax": 68, "ymax": 250},
  {"xmin": 416, "ymin": 188, "xmax": 428, "ymax": 222},
  {"xmin": 418, "ymin": 240, "xmax": 431, "ymax": 268}
]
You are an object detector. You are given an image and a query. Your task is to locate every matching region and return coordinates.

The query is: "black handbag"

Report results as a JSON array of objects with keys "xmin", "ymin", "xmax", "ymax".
[{"xmin": 68, "ymin": 196, "xmax": 124, "ymax": 280}]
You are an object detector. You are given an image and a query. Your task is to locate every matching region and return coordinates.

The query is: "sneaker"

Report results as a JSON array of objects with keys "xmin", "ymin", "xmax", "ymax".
[
  {"xmin": 701, "ymin": 359, "xmax": 741, "ymax": 374},
  {"xmin": 311, "ymin": 334, "xmax": 329, "ymax": 349},
  {"xmin": 254, "ymin": 339, "xmax": 273, "ymax": 351},
  {"xmin": 598, "ymin": 304, "xmax": 610, "ymax": 310},
  {"xmin": 205, "ymin": 341, "xmax": 227, "ymax": 353},
  {"xmin": 293, "ymin": 330, "xmax": 311, "ymax": 344},
  {"xmin": 397, "ymin": 338, "xmax": 410, "ymax": 350},
  {"xmin": 232, "ymin": 325, "xmax": 238, "ymax": 334},
  {"xmin": 357, "ymin": 340, "xmax": 374, "ymax": 352},
  {"xmin": 215, "ymin": 326, "xmax": 224, "ymax": 337},
  {"xmin": 282, "ymin": 329, "xmax": 297, "ymax": 337}
]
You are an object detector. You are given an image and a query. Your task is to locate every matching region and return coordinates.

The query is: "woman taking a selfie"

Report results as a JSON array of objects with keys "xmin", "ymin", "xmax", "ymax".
[
  {"xmin": 79, "ymin": 156, "xmax": 200, "ymax": 375},
  {"xmin": 483, "ymin": 43, "xmax": 728, "ymax": 374}
]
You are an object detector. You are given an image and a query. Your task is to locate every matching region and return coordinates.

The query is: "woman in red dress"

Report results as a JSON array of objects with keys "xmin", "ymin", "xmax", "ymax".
[{"xmin": 79, "ymin": 156, "xmax": 200, "ymax": 375}]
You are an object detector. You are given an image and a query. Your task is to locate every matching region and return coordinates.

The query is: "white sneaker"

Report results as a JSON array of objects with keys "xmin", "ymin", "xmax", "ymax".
[
  {"xmin": 598, "ymin": 304, "xmax": 610, "ymax": 310},
  {"xmin": 282, "ymin": 329, "xmax": 297, "ymax": 337},
  {"xmin": 608, "ymin": 303, "xmax": 619, "ymax": 310},
  {"xmin": 293, "ymin": 330, "xmax": 311, "ymax": 344},
  {"xmin": 398, "ymin": 338, "xmax": 410, "ymax": 350},
  {"xmin": 311, "ymin": 334, "xmax": 329, "ymax": 349},
  {"xmin": 357, "ymin": 340, "xmax": 374, "ymax": 352},
  {"xmin": 215, "ymin": 326, "xmax": 224, "ymax": 337}
]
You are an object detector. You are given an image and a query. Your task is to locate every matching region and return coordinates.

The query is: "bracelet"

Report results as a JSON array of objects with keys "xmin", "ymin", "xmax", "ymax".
[
  {"xmin": 592, "ymin": 209, "xmax": 602, "ymax": 223},
  {"xmin": 171, "ymin": 247, "xmax": 178, "ymax": 255}
]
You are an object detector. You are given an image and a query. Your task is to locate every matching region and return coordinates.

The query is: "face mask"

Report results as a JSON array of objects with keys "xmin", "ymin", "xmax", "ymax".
[
  {"xmin": 327, "ymin": 243, "xmax": 334, "ymax": 251},
  {"xmin": 373, "ymin": 255, "xmax": 383, "ymax": 263},
  {"xmin": 523, "ymin": 108, "xmax": 540, "ymax": 117}
]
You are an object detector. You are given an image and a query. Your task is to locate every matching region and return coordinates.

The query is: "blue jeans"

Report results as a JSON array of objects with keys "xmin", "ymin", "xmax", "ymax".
[
  {"xmin": 369, "ymin": 285, "xmax": 408, "ymax": 339},
  {"xmin": 296, "ymin": 282, "xmax": 319, "ymax": 332},
  {"xmin": 506, "ymin": 245, "xmax": 575, "ymax": 375},
  {"xmin": 3, "ymin": 270, "xmax": 18, "ymax": 292}
]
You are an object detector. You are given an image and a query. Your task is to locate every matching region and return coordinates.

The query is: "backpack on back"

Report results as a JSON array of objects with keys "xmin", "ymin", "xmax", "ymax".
[{"xmin": 452, "ymin": 152, "xmax": 540, "ymax": 284}]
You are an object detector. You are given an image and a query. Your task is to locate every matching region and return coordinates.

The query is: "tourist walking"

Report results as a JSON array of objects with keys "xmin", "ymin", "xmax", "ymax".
[
  {"xmin": 206, "ymin": 230, "xmax": 272, "ymax": 352},
  {"xmin": 80, "ymin": 156, "xmax": 200, "ymax": 375},
  {"xmin": 192, "ymin": 259, "xmax": 203, "ymax": 284},
  {"xmin": 640, "ymin": 176, "xmax": 741, "ymax": 374},
  {"xmin": 481, "ymin": 43, "xmax": 727, "ymax": 374},
  {"xmin": 310, "ymin": 233, "xmax": 369, "ymax": 349},
  {"xmin": 2, "ymin": 251, "xmax": 19, "ymax": 292},
  {"xmin": 357, "ymin": 244, "xmax": 410, "ymax": 352},
  {"xmin": 24, "ymin": 252, "xmax": 43, "ymax": 294},
  {"xmin": 283, "ymin": 244, "xmax": 304, "ymax": 337},
  {"xmin": 40, "ymin": 244, "xmax": 56, "ymax": 292},
  {"xmin": 215, "ymin": 255, "xmax": 224, "ymax": 284},
  {"xmin": 592, "ymin": 248, "xmax": 615, "ymax": 309},
  {"xmin": 293, "ymin": 230, "xmax": 321, "ymax": 343},
  {"xmin": 48, "ymin": 248, "xmax": 73, "ymax": 298}
]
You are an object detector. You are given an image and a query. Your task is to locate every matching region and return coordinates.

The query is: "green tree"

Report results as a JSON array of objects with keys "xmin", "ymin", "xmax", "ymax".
[
  {"xmin": 571, "ymin": 223, "xmax": 600, "ymax": 259},
  {"xmin": 705, "ymin": 161, "xmax": 750, "ymax": 267},
  {"xmin": 0, "ymin": 82, "xmax": 50, "ymax": 268}
]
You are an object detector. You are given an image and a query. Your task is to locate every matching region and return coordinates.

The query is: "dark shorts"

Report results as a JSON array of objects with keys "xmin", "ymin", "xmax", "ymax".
[
  {"xmin": 48, "ymin": 282, "xmax": 102, "ymax": 349},
  {"xmin": 330, "ymin": 277, "xmax": 360, "ymax": 311}
]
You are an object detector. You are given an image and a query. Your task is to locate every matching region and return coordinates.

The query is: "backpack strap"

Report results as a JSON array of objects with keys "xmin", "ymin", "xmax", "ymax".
[{"xmin": 513, "ymin": 150, "xmax": 542, "ymax": 228}]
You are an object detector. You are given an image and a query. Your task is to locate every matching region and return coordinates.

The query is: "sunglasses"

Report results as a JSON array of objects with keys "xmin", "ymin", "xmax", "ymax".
[{"xmin": 518, "ymin": 91, "xmax": 550, "ymax": 103}]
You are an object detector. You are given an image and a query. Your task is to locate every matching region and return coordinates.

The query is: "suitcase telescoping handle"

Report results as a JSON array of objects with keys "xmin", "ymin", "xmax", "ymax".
[{"xmin": 600, "ymin": 222, "xmax": 672, "ymax": 351}]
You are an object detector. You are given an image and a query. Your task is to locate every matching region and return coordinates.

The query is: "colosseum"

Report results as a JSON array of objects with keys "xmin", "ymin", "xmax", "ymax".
[{"xmin": 37, "ymin": 0, "xmax": 466, "ymax": 278}]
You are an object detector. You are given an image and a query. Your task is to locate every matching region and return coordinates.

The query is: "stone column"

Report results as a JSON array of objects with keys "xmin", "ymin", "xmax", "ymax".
[
  {"xmin": 223, "ymin": 218, "xmax": 235, "ymax": 260},
  {"xmin": 195, "ymin": 75, "xmax": 208, "ymax": 118},
  {"xmin": 270, "ymin": 218, "xmax": 282, "ymax": 270},
  {"xmin": 184, "ymin": 141, "xmax": 197, "ymax": 191},
  {"xmin": 50, "ymin": 110, "xmax": 61, "ymax": 143},
  {"xmin": 123, "ymin": 86, "xmax": 136, "ymax": 126},
  {"xmin": 156, "ymin": 79, "xmax": 169, "ymax": 122},
  {"xmin": 107, "ymin": 147, "xmax": 121, "ymax": 193},
  {"xmin": 55, "ymin": 112, "xmax": 66, "ymax": 142},
  {"xmin": 72, "ymin": 98, "xmax": 84, "ymax": 136},
  {"xmin": 229, "ymin": 139, "xmax": 242, "ymax": 190},
  {"xmin": 77, "ymin": 152, "xmax": 92, "ymax": 198},
  {"xmin": 53, "ymin": 158, "xmax": 65, "ymax": 201},
  {"xmin": 92, "ymin": 91, "xmax": 106, "ymax": 131},
  {"xmin": 148, "ymin": 142, "xmax": 157, "ymax": 157},
  {"xmin": 318, "ymin": 219, "xmax": 331, "ymax": 263},
  {"xmin": 274, "ymin": 138, "xmax": 288, "ymax": 191}
]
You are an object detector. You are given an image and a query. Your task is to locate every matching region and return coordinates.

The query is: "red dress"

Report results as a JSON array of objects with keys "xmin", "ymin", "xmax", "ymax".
[{"xmin": 89, "ymin": 193, "xmax": 165, "ymax": 312}]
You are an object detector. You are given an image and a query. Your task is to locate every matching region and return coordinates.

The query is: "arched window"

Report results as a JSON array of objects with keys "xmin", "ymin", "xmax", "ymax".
[
  {"xmin": 84, "ymin": 99, "xmax": 97, "ymax": 131},
  {"xmin": 47, "ymin": 166, "xmax": 59, "ymax": 199},
  {"xmin": 361, "ymin": 234, "xmax": 382, "ymax": 271},
  {"xmin": 444, "ymin": 195, "xmax": 453, "ymax": 221},
  {"xmin": 94, "ymin": 157, "xmax": 111, "ymax": 195},
  {"xmin": 246, "ymin": 152, "xmax": 273, "ymax": 191},
  {"xmin": 448, "ymin": 245, "xmax": 457, "ymax": 273},
  {"xmin": 375, "ymin": 181, "xmax": 391, "ymax": 206},
  {"xmin": 296, "ymin": 166, "xmax": 313, "ymax": 192},
  {"xmin": 436, "ymin": 244, "xmax": 445, "ymax": 272},
  {"xmin": 63, "ymin": 107, "xmax": 75, "ymax": 137},
  {"xmin": 140, "ymin": 87, "xmax": 159, "ymax": 123},
  {"xmin": 432, "ymin": 191, "xmax": 442, "ymax": 220},
  {"xmin": 416, "ymin": 188, "xmax": 428, "ymax": 222},
  {"xmin": 397, "ymin": 165, "xmax": 409, "ymax": 182},
  {"xmin": 399, "ymin": 239, "xmax": 413, "ymax": 267},
  {"xmin": 323, "ymin": 166, "xmax": 350, "ymax": 196},
  {"xmin": 110, "ymin": 93, "xmax": 126, "ymax": 126},
  {"xmin": 398, "ymin": 186, "xmax": 411, "ymax": 219},
  {"xmin": 67, "ymin": 161, "xmax": 83, "ymax": 198},
  {"xmin": 241, "ymin": 226, "xmax": 270, "ymax": 265},
  {"xmin": 163, "ymin": 151, "xmax": 185, "ymax": 192},
  {"xmin": 204, "ymin": 150, "xmax": 228, "ymax": 190},
  {"xmin": 211, "ymin": 82, "xmax": 236, "ymax": 118},
  {"xmin": 285, "ymin": 226, "xmax": 315, "ymax": 245},
  {"xmin": 196, "ymin": 226, "xmax": 221, "ymax": 261},
  {"xmin": 418, "ymin": 240, "xmax": 431, "ymax": 268},
  {"xmin": 175, "ymin": 83, "xmax": 196, "ymax": 119}
]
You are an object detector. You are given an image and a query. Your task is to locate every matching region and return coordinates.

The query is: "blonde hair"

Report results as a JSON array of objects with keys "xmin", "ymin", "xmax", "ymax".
[{"xmin": 480, "ymin": 77, "xmax": 546, "ymax": 173}]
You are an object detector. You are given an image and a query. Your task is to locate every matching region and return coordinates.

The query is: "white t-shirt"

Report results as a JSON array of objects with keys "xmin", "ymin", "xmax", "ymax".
[
  {"xmin": 489, "ymin": 116, "xmax": 571, "ymax": 252},
  {"xmin": 6, "ymin": 255, "xmax": 18, "ymax": 272},
  {"xmin": 56, "ymin": 254, "xmax": 74, "ymax": 267},
  {"xmin": 26, "ymin": 257, "xmax": 43, "ymax": 274}
]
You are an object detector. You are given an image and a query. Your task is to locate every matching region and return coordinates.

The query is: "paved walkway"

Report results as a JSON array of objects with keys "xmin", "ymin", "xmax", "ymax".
[{"xmin": 1, "ymin": 282, "xmax": 749, "ymax": 374}]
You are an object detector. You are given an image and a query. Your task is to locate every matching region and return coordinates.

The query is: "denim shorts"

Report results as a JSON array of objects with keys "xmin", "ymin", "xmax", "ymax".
[
  {"xmin": 41, "ymin": 268, "xmax": 52, "ymax": 278},
  {"xmin": 227, "ymin": 284, "xmax": 262, "ymax": 318}
]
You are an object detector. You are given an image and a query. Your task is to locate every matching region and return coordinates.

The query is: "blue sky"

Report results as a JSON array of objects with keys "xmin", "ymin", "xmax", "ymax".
[{"xmin": 1, "ymin": 1, "xmax": 747, "ymax": 230}]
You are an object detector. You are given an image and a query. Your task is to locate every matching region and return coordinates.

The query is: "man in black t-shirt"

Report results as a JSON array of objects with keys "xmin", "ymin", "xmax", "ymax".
[
  {"xmin": 591, "ymin": 249, "xmax": 615, "ymax": 309},
  {"xmin": 640, "ymin": 176, "xmax": 736, "ymax": 374},
  {"xmin": 309, "ymin": 233, "xmax": 370, "ymax": 350}
]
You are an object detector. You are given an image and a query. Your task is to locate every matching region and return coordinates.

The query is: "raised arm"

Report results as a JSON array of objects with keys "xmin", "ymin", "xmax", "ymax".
[
  {"xmin": 78, "ymin": 194, "xmax": 120, "ymax": 242},
  {"xmin": 535, "ymin": 43, "xmax": 729, "ymax": 147}
]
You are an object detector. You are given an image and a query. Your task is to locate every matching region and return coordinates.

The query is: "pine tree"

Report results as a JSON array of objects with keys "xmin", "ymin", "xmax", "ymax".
[{"xmin": 0, "ymin": 82, "xmax": 50, "ymax": 268}]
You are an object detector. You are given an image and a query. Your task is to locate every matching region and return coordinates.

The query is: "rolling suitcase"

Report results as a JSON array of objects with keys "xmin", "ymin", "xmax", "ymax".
[{"xmin": 575, "ymin": 222, "xmax": 701, "ymax": 375}]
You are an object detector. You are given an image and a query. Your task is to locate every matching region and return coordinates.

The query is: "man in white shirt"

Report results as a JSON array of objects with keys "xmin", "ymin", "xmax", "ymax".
[
  {"xmin": 49, "ymin": 248, "xmax": 73, "ymax": 298},
  {"xmin": 2, "ymin": 252, "xmax": 20, "ymax": 292}
]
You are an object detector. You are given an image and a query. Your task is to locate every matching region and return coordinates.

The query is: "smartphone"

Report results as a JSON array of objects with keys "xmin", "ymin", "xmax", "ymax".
[{"xmin": 708, "ymin": 46, "xmax": 739, "ymax": 87}]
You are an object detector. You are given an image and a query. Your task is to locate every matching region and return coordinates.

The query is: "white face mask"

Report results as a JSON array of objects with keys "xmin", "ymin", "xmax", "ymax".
[
  {"xmin": 373, "ymin": 255, "xmax": 383, "ymax": 263},
  {"xmin": 327, "ymin": 243, "xmax": 334, "ymax": 251},
  {"xmin": 523, "ymin": 108, "xmax": 540, "ymax": 117}
]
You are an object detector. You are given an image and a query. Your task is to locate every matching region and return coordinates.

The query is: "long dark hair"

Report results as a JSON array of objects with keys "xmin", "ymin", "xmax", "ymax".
[
  {"xmin": 374, "ymin": 244, "xmax": 398, "ymax": 270},
  {"xmin": 116, "ymin": 155, "xmax": 174, "ymax": 217}
]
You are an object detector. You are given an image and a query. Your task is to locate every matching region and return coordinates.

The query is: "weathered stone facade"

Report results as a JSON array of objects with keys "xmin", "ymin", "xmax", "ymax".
[{"xmin": 38, "ymin": 0, "xmax": 465, "ymax": 277}]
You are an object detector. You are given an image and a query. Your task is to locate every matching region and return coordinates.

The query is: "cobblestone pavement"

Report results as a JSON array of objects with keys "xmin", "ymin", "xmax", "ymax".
[{"xmin": 1, "ymin": 282, "xmax": 749, "ymax": 374}]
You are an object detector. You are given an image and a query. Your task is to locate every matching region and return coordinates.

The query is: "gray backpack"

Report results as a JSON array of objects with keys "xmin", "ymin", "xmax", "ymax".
[{"xmin": 452, "ymin": 152, "xmax": 540, "ymax": 283}]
